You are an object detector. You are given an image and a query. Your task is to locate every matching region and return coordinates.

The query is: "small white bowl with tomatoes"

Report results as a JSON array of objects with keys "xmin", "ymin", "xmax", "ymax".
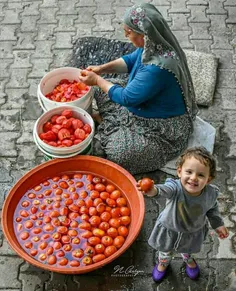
[{"xmin": 34, "ymin": 106, "xmax": 95, "ymax": 157}]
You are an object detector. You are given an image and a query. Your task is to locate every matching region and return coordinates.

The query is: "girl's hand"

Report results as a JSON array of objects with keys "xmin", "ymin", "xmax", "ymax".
[
  {"xmin": 215, "ymin": 226, "xmax": 229, "ymax": 239},
  {"xmin": 78, "ymin": 70, "xmax": 99, "ymax": 86},
  {"xmin": 137, "ymin": 179, "xmax": 157, "ymax": 197},
  {"xmin": 86, "ymin": 65, "xmax": 103, "ymax": 75}
]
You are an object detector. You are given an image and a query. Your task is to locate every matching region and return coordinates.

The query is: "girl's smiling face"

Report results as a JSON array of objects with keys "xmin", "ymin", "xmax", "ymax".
[{"xmin": 177, "ymin": 156, "xmax": 212, "ymax": 196}]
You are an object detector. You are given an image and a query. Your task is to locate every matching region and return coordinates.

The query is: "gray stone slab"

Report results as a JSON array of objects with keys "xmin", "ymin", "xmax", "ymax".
[
  {"xmin": 191, "ymin": 39, "xmax": 213, "ymax": 53},
  {"xmin": 93, "ymin": 15, "xmax": 115, "ymax": 32},
  {"xmin": 169, "ymin": 13, "xmax": 191, "ymax": 31},
  {"xmin": 206, "ymin": 0, "xmax": 227, "ymax": 15},
  {"xmin": 51, "ymin": 49, "xmax": 72, "ymax": 68},
  {"xmin": 14, "ymin": 32, "xmax": 36, "ymax": 50},
  {"xmin": 2, "ymin": 88, "xmax": 28, "ymax": 109},
  {"xmin": 188, "ymin": 5, "xmax": 210, "ymax": 23},
  {"xmin": 33, "ymin": 40, "xmax": 54, "ymax": 58},
  {"xmin": 0, "ymin": 109, "xmax": 21, "ymax": 131},
  {"xmin": 6, "ymin": 68, "xmax": 30, "ymax": 88},
  {"xmin": 0, "ymin": 256, "xmax": 23, "ymax": 288},
  {"xmin": 189, "ymin": 22, "xmax": 212, "ymax": 40},
  {"xmin": 21, "ymin": 15, "xmax": 40, "ymax": 32},
  {"xmin": 57, "ymin": 0, "xmax": 77, "ymax": 15},
  {"xmin": 28, "ymin": 58, "xmax": 52, "ymax": 78},
  {"xmin": 16, "ymin": 120, "xmax": 36, "ymax": 143},
  {"xmin": 226, "ymin": 7, "xmax": 236, "ymax": 24},
  {"xmin": 2, "ymin": 9, "xmax": 21, "ymax": 24},
  {"xmin": 55, "ymin": 16, "xmax": 77, "ymax": 32},
  {"xmin": 0, "ymin": 132, "xmax": 20, "ymax": 156},
  {"xmin": 54, "ymin": 32, "xmax": 75, "ymax": 49},
  {"xmin": 0, "ymin": 41, "xmax": 15, "ymax": 58},
  {"xmin": 11, "ymin": 50, "xmax": 33, "ymax": 68},
  {"xmin": 169, "ymin": 0, "xmax": 190, "ymax": 13},
  {"xmin": 36, "ymin": 24, "xmax": 57, "ymax": 41},
  {"xmin": 37, "ymin": 7, "xmax": 58, "ymax": 24}
]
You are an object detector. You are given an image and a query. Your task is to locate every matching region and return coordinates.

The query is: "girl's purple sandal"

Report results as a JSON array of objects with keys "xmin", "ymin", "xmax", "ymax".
[
  {"xmin": 152, "ymin": 264, "xmax": 168, "ymax": 282},
  {"xmin": 185, "ymin": 260, "xmax": 200, "ymax": 280}
]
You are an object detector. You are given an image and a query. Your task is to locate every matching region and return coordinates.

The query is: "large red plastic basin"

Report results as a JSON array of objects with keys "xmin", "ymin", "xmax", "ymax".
[{"xmin": 1, "ymin": 156, "xmax": 145, "ymax": 274}]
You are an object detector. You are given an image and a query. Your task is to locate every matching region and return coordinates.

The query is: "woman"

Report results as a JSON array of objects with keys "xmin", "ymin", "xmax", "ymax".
[{"xmin": 78, "ymin": 3, "xmax": 198, "ymax": 175}]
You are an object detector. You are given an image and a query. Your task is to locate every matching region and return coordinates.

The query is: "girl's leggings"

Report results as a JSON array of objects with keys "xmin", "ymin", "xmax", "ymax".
[{"xmin": 158, "ymin": 251, "xmax": 194, "ymax": 267}]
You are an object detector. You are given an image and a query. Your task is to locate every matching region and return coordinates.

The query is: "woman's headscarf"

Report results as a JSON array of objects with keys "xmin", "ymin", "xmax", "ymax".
[{"xmin": 123, "ymin": 3, "xmax": 198, "ymax": 123}]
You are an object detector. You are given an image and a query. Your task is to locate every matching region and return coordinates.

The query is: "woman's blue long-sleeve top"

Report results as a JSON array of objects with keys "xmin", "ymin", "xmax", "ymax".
[{"xmin": 108, "ymin": 48, "xmax": 186, "ymax": 118}]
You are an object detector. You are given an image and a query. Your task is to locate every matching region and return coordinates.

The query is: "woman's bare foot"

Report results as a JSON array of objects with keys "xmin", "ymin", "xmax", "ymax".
[
  {"xmin": 92, "ymin": 113, "xmax": 102, "ymax": 125},
  {"xmin": 157, "ymin": 263, "xmax": 168, "ymax": 272}
]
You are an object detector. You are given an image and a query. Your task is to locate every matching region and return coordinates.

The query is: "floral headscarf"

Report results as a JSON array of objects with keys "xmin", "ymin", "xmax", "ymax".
[{"xmin": 123, "ymin": 3, "xmax": 198, "ymax": 123}]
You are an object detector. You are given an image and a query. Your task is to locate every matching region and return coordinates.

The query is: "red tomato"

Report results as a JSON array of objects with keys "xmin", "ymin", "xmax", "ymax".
[
  {"xmin": 104, "ymin": 245, "xmax": 117, "ymax": 257},
  {"xmin": 72, "ymin": 249, "xmax": 84, "ymax": 258},
  {"xmin": 113, "ymin": 236, "xmax": 125, "ymax": 248},
  {"xmin": 61, "ymin": 109, "xmax": 73, "ymax": 118},
  {"xmin": 40, "ymin": 131, "xmax": 57, "ymax": 141},
  {"xmin": 61, "ymin": 139, "xmax": 73, "ymax": 147},
  {"xmin": 43, "ymin": 122, "xmax": 53, "ymax": 132},
  {"xmin": 51, "ymin": 114, "xmax": 60, "ymax": 124},
  {"xmin": 56, "ymin": 115, "xmax": 67, "ymax": 124},
  {"xmin": 58, "ymin": 128, "xmax": 71, "ymax": 141},
  {"xmin": 101, "ymin": 236, "xmax": 113, "ymax": 247},
  {"xmin": 140, "ymin": 178, "xmax": 154, "ymax": 192},
  {"xmin": 72, "ymin": 119, "xmax": 84, "ymax": 130},
  {"xmin": 74, "ymin": 128, "xmax": 86, "ymax": 140},
  {"xmin": 83, "ymin": 124, "xmax": 92, "ymax": 134},
  {"xmin": 92, "ymin": 254, "xmax": 106, "ymax": 263},
  {"xmin": 95, "ymin": 244, "xmax": 105, "ymax": 254}
]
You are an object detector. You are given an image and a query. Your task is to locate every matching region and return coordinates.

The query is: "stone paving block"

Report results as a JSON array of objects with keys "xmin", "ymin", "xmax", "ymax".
[
  {"xmin": 113, "ymin": 0, "xmax": 133, "ymax": 6},
  {"xmin": 92, "ymin": 31, "xmax": 114, "ymax": 39},
  {"xmin": 0, "ymin": 256, "xmax": 23, "ymax": 288},
  {"xmin": 206, "ymin": 0, "xmax": 227, "ymax": 15},
  {"xmin": 21, "ymin": 1, "xmax": 40, "ymax": 16},
  {"xmin": 14, "ymin": 32, "xmax": 36, "ymax": 50},
  {"xmin": 226, "ymin": 7, "xmax": 236, "ymax": 24},
  {"xmin": 2, "ymin": 88, "xmax": 28, "ymax": 109},
  {"xmin": 27, "ymin": 78, "xmax": 41, "ymax": 96},
  {"xmin": 55, "ymin": 16, "xmax": 77, "ymax": 32},
  {"xmin": 33, "ymin": 40, "xmax": 54, "ymax": 58},
  {"xmin": 10, "ymin": 169, "xmax": 29, "ymax": 184},
  {"xmin": 28, "ymin": 58, "xmax": 52, "ymax": 78},
  {"xmin": 208, "ymin": 14, "xmax": 228, "ymax": 31},
  {"xmin": 212, "ymin": 49, "xmax": 236, "ymax": 69},
  {"xmin": 57, "ymin": 0, "xmax": 77, "ymax": 15},
  {"xmin": 198, "ymin": 98, "xmax": 226, "ymax": 122},
  {"xmin": 169, "ymin": 12, "xmax": 191, "ymax": 31},
  {"xmin": 226, "ymin": 160, "xmax": 236, "ymax": 185},
  {"xmin": 40, "ymin": 0, "xmax": 57, "ymax": 7},
  {"xmin": 151, "ymin": 0, "xmax": 170, "ymax": 6},
  {"xmin": 21, "ymin": 96, "xmax": 42, "ymax": 119},
  {"xmin": 189, "ymin": 22, "xmax": 212, "ymax": 40},
  {"xmin": 210, "ymin": 231, "xmax": 236, "ymax": 259},
  {"xmin": 0, "ymin": 159, "xmax": 12, "ymax": 183},
  {"xmin": 21, "ymin": 15, "xmax": 40, "ymax": 32},
  {"xmin": 218, "ymin": 88, "xmax": 236, "ymax": 110},
  {"xmin": 54, "ymin": 32, "xmax": 74, "ymax": 49},
  {"xmin": 226, "ymin": 144, "xmax": 236, "ymax": 159},
  {"xmin": 171, "ymin": 30, "xmax": 194, "ymax": 49},
  {"xmin": 37, "ymin": 7, "xmax": 58, "ymax": 24},
  {"xmin": 73, "ymin": 23, "xmax": 94, "ymax": 39},
  {"xmin": 169, "ymin": 0, "xmax": 190, "ymax": 13},
  {"xmin": 217, "ymin": 69, "xmax": 236, "ymax": 88},
  {"xmin": 0, "ymin": 3, "xmax": 5, "ymax": 17},
  {"xmin": 11, "ymin": 50, "xmax": 32, "ymax": 68},
  {"xmin": 16, "ymin": 143, "xmax": 38, "ymax": 161},
  {"xmin": 6, "ymin": 68, "xmax": 29, "ymax": 88},
  {"xmin": 224, "ymin": 0, "xmax": 236, "ymax": 5},
  {"xmin": 211, "ymin": 34, "xmax": 233, "ymax": 50},
  {"xmin": 112, "ymin": 6, "xmax": 127, "ymax": 24},
  {"xmin": 95, "ymin": 0, "xmax": 114, "ymax": 14},
  {"xmin": 76, "ymin": 0, "xmax": 96, "ymax": 6},
  {"xmin": 0, "ymin": 183, "xmax": 12, "ymax": 209},
  {"xmin": 191, "ymin": 39, "xmax": 213, "ymax": 52},
  {"xmin": 2, "ymin": 8, "xmax": 21, "ymax": 24},
  {"xmin": 36, "ymin": 24, "xmax": 56, "ymax": 41},
  {"xmin": 0, "ymin": 132, "xmax": 20, "ymax": 156},
  {"xmin": 0, "ymin": 238, "xmax": 17, "ymax": 256},
  {"xmin": 188, "ymin": 5, "xmax": 210, "ymax": 23},
  {"xmin": 16, "ymin": 120, "xmax": 35, "ymax": 143},
  {"xmin": 0, "ymin": 59, "xmax": 13, "ymax": 78},
  {"xmin": 51, "ymin": 49, "xmax": 72, "ymax": 68},
  {"xmin": 74, "ymin": 6, "xmax": 96, "ymax": 23},
  {"xmin": 0, "ymin": 109, "xmax": 21, "ymax": 131},
  {"xmin": 93, "ymin": 15, "xmax": 115, "ymax": 32},
  {"xmin": 187, "ymin": 0, "xmax": 208, "ymax": 4}
]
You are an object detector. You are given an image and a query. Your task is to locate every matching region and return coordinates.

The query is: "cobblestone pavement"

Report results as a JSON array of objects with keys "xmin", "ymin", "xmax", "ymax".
[{"xmin": 1, "ymin": 0, "xmax": 236, "ymax": 290}]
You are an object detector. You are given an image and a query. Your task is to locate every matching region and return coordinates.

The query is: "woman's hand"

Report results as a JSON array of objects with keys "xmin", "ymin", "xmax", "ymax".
[
  {"xmin": 78, "ymin": 70, "xmax": 99, "ymax": 86},
  {"xmin": 137, "ymin": 179, "xmax": 157, "ymax": 197},
  {"xmin": 215, "ymin": 226, "xmax": 229, "ymax": 239},
  {"xmin": 86, "ymin": 65, "xmax": 103, "ymax": 75}
]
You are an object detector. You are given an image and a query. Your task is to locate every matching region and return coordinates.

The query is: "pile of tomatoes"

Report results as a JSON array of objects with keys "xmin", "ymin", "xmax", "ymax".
[
  {"xmin": 39, "ymin": 109, "xmax": 92, "ymax": 147},
  {"xmin": 45, "ymin": 79, "xmax": 90, "ymax": 103},
  {"xmin": 14, "ymin": 173, "xmax": 131, "ymax": 268}
]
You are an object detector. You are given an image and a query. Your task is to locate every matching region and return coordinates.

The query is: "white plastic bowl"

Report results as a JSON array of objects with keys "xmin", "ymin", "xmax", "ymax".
[
  {"xmin": 37, "ymin": 67, "xmax": 94, "ymax": 113},
  {"xmin": 33, "ymin": 106, "xmax": 95, "ymax": 157}
]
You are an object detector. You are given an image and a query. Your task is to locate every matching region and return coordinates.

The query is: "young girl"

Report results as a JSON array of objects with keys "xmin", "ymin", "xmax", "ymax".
[{"xmin": 138, "ymin": 147, "xmax": 229, "ymax": 282}]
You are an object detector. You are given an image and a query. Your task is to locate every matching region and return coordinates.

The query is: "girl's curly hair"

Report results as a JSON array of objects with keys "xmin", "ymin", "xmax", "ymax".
[{"xmin": 176, "ymin": 147, "xmax": 216, "ymax": 179}]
